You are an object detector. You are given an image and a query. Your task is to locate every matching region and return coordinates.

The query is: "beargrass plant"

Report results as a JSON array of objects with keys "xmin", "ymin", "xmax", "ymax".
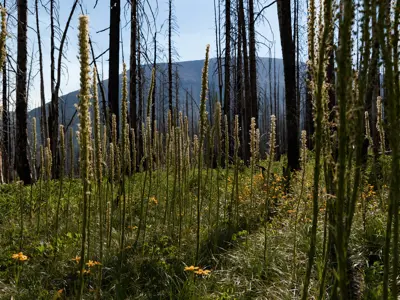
[
  {"xmin": 55, "ymin": 124, "xmax": 65, "ymax": 248},
  {"xmin": 45, "ymin": 138, "xmax": 52, "ymax": 239},
  {"xmin": 30, "ymin": 118, "xmax": 37, "ymax": 219},
  {"xmin": 301, "ymin": 0, "xmax": 332, "ymax": 296},
  {"xmin": 249, "ymin": 117, "xmax": 257, "ymax": 212},
  {"xmin": 119, "ymin": 62, "xmax": 128, "ymax": 262},
  {"xmin": 77, "ymin": 14, "xmax": 91, "ymax": 299},
  {"xmin": 263, "ymin": 115, "xmax": 276, "ymax": 266},
  {"xmin": 195, "ymin": 44, "xmax": 210, "ymax": 264}
]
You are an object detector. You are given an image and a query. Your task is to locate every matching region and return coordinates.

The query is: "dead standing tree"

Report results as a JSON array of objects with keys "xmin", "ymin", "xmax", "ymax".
[{"xmin": 16, "ymin": 0, "xmax": 31, "ymax": 184}]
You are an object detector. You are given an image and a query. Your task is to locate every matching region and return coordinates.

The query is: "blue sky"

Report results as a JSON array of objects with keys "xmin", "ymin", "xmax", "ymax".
[{"xmin": 23, "ymin": 0, "xmax": 281, "ymax": 109}]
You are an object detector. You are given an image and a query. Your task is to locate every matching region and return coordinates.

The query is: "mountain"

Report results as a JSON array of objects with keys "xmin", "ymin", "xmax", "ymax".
[{"xmin": 28, "ymin": 57, "xmax": 286, "ymax": 132}]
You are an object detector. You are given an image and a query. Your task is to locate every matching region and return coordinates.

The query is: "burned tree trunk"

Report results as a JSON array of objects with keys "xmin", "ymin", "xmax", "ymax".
[
  {"xmin": 108, "ymin": 0, "xmax": 121, "ymax": 139},
  {"xmin": 277, "ymin": 0, "xmax": 300, "ymax": 171},
  {"xmin": 129, "ymin": 0, "xmax": 137, "ymax": 144},
  {"xmin": 168, "ymin": 0, "xmax": 174, "ymax": 124},
  {"xmin": 16, "ymin": 0, "xmax": 31, "ymax": 184},
  {"xmin": 2, "ymin": 57, "xmax": 8, "ymax": 182},
  {"xmin": 224, "ymin": 0, "xmax": 231, "ymax": 130},
  {"xmin": 35, "ymin": 0, "xmax": 48, "ymax": 145},
  {"xmin": 49, "ymin": 0, "xmax": 78, "ymax": 178},
  {"xmin": 248, "ymin": 0, "xmax": 258, "ymax": 124}
]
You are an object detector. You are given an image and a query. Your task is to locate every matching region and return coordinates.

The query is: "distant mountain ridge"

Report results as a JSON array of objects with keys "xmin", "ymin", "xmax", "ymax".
[{"xmin": 29, "ymin": 57, "xmax": 286, "ymax": 132}]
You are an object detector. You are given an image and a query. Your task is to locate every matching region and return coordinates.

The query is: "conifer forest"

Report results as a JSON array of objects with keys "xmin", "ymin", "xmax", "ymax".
[{"xmin": 0, "ymin": 0, "xmax": 399, "ymax": 298}]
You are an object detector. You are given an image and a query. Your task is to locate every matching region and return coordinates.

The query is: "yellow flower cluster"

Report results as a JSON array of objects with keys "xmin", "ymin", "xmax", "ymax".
[
  {"xmin": 86, "ymin": 260, "xmax": 101, "ymax": 267},
  {"xmin": 184, "ymin": 265, "xmax": 212, "ymax": 276},
  {"xmin": 362, "ymin": 184, "xmax": 376, "ymax": 200},
  {"xmin": 184, "ymin": 265, "xmax": 199, "ymax": 271},
  {"xmin": 194, "ymin": 269, "xmax": 211, "ymax": 276},
  {"xmin": 71, "ymin": 256, "xmax": 81, "ymax": 264},
  {"xmin": 11, "ymin": 252, "xmax": 28, "ymax": 261},
  {"xmin": 149, "ymin": 196, "xmax": 158, "ymax": 205}
]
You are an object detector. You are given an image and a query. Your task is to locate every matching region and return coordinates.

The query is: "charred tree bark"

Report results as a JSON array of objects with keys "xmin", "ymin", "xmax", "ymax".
[
  {"xmin": 137, "ymin": 45, "xmax": 143, "ymax": 161},
  {"xmin": 46, "ymin": 0, "xmax": 55, "ymax": 175},
  {"xmin": 129, "ymin": 0, "xmax": 137, "ymax": 142},
  {"xmin": 214, "ymin": 0, "xmax": 223, "ymax": 106},
  {"xmin": 108, "ymin": 0, "xmax": 121, "ymax": 139},
  {"xmin": 277, "ymin": 0, "xmax": 300, "ymax": 171},
  {"xmin": 238, "ymin": 0, "xmax": 251, "ymax": 162},
  {"xmin": 168, "ymin": 0, "xmax": 174, "ymax": 124},
  {"xmin": 224, "ymin": 0, "xmax": 231, "ymax": 130},
  {"xmin": 49, "ymin": 0, "xmax": 78, "ymax": 178},
  {"xmin": 175, "ymin": 66, "xmax": 179, "ymax": 124},
  {"xmin": 248, "ymin": 0, "xmax": 258, "ymax": 122},
  {"xmin": 152, "ymin": 33, "xmax": 157, "ymax": 134},
  {"xmin": 35, "ymin": 0, "xmax": 48, "ymax": 145},
  {"xmin": 16, "ymin": 0, "xmax": 31, "ymax": 184},
  {"xmin": 2, "ymin": 58, "xmax": 8, "ymax": 182}
]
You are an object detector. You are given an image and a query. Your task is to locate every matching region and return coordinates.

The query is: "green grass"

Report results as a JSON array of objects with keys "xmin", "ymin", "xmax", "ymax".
[{"xmin": 0, "ymin": 155, "xmax": 389, "ymax": 299}]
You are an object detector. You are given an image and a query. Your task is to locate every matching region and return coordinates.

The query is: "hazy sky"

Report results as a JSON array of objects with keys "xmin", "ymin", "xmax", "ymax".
[{"xmin": 20, "ymin": 0, "xmax": 281, "ymax": 109}]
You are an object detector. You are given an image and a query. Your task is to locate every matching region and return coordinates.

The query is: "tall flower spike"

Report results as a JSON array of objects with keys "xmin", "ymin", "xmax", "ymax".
[
  {"xmin": 300, "ymin": 130, "xmax": 307, "ymax": 169},
  {"xmin": 234, "ymin": 115, "xmax": 240, "ymax": 151},
  {"xmin": 69, "ymin": 128, "xmax": 74, "ymax": 177},
  {"xmin": 46, "ymin": 138, "xmax": 52, "ymax": 180},
  {"xmin": 40, "ymin": 145, "xmax": 44, "ymax": 180},
  {"xmin": 93, "ymin": 67, "xmax": 102, "ymax": 183},
  {"xmin": 77, "ymin": 15, "xmax": 91, "ymax": 299},
  {"xmin": 376, "ymin": 96, "xmax": 385, "ymax": 154},
  {"xmin": 199, "ymin": 45, "xmax": 210, "ymax": 140},
  {"xmin": 131, "ymin": 128, "xmax": 136, "ymax": 172},
  {"xmin": 255, "ymin": 128, "xmax": 260, "ymax": 163},
  {"xmin": 125, "ymin": 123, "xmax": 131, "ymax": 175},
  {"xmin": 59, "ymin": 125, "xmax": 65, "ymax": 178},
  {"xmin": 32, "ymin": 118, "xmax": 37, "ymax": 180},
  {"xmin": 102, "ymin": 124, "xmax": 107, "ymax": 168},
  {"xmin": 109, "ymin": 143, "xmax": 114, "ymax": 182},
  {"xmin": 250, "ymin": 117, "xmax": 257, "ymax": 163},
  {"xmin": 0, "ymin": 7, "xmax": 7, "ymax": 69},
  {"xmin": 78, "ymin": 15, "xmax": 91, "ymax": 184},
  {"xmin": 269, "ymin": 115, "xmax": 276, "ymax": 159}
]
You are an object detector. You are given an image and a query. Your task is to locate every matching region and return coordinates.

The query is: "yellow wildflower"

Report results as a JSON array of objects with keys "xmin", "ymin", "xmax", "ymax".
[
  {"xmin": 194, "ymin": 268, "xmax": 212, "ymax": 276},
  {"xmin": 184, "ymin": 265, "xmax": 199, "ymax": 272},
  {"xmin": 86, "ymin": 260, "xmax": 101, "ymax": 267},
  {"xmin": 71, "ymin": 256, "xmax": 81, "ymax": 263},
  {"xmin": 11, "ymin": 252, "xmax": 28, "ymax": 261},
  {"xmin": 150, "ymin": 196, "xmax": 158, "ymax": 205},
  {"xmin": 83, "ymin": 269, "xmax": 91, "ymax": 274}
]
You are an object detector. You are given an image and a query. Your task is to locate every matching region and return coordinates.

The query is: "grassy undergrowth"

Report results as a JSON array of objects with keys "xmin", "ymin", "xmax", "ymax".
[{"xmin": 0, "ymin": 154, "xmax": 390, "ymax": 299}]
